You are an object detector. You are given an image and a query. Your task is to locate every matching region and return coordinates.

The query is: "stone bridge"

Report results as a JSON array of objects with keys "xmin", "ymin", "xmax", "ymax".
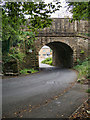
[{"xmin": 23, "ymin": 18, "xmax": 89, "ymax": 69}]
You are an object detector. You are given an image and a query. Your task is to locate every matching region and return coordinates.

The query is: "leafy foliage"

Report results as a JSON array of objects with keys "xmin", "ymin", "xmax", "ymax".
[
  {"xmin": 3, "ymin": 48, "xmax": 25, "ymax": 64},
  {"xmin": 80, "ymin": 50, "xmax": 84, "ymax": 54},
  {"xmin": 80, "ymin": 33, "xmax": 90, "ymax": 37},
  {"xmin": 73, "ymin": 58, "xmax": 89, "ymax": 79},
  {"xmin": 41, "ymin": 57, "xmax": 53, "ymax": 65},
  {"xmin": 2, "ymin": 1, "xmax": 61, "ymax": 64},
  {"xmin": 20, "ymin": 68, "xmax": 38, "ymax": 74},
  {"xmin": 2, "ymin": 1, "xmax": 61, "ymax": 35},
  {"xmin": 67, "ymin": 2, "xmax": 89, "ymax": 20}
]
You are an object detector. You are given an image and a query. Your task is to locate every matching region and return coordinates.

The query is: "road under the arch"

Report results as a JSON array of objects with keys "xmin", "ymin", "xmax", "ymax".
[{"xmin": 2, "ymin": 67, "xmax": 88, "ymax": 118}]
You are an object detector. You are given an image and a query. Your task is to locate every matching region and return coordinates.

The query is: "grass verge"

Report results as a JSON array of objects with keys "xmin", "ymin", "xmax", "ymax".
[
  {"xmin": 73, "ymin": 58, "xmax": 89, "ymax": 84},
  {"xmin": 20, "ymin": 68, "xmax": 38, "ymax": 74}
]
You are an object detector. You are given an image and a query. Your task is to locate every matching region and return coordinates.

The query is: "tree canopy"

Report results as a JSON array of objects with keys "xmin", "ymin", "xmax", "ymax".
[
  {"xmin": 2, "ymin": 1, "xmax": 61, "ymax": 63},
  {"xmin": 2, "ymin": 1, "xmax": 61, "ymax": 47},
  {"xmin": 67, "ymin": 2, "xmax": 89, "ymax": 20},
  {"xmin": 2, "ymin": 1, "xmax": 61, "ymax": 32}
]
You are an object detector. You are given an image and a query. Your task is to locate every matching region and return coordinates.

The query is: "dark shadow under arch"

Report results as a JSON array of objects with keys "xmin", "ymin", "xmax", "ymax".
[{"xmin": 46, "ymin": 41, "xmax": 73, "ymax": 68}]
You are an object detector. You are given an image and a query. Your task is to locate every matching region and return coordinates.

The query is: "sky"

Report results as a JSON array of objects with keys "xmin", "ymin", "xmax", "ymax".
[
  {"xmin": 24, "ymin": 0, "xmax": 72, "ymax": 18},
  {"xmin": 44, "ymin": 0, "xmax": 72, "ymax": 18}
]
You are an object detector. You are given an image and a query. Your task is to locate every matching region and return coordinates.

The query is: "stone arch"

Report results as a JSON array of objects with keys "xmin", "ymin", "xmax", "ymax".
[
  {"xmin": 25, "ymin": 36, "xmax": 88, "ymax": 69},
  {"xmin": 36, "ymin": 37, "xmax": 73, "ymax": 51},
  {"xmin": 38, "ymin": 41, "xmax": 73, "ymax": 68}
]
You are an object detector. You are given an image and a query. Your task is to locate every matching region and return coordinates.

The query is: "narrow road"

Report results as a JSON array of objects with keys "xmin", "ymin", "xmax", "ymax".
[{"xmin": 2, "ymin": 66, "xmax": 88, "ymax": 118}]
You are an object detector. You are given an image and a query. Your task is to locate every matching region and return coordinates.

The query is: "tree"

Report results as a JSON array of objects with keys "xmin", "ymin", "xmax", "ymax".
[
  {"xmin": 2, "ymin": 1, "xmax": 61, "ymax": 34},
  {"xmin": 2, "ymin": 1, "xmax": 61, "ymax": 44},
  {"xmin": 2, "ymin": 1, "xmax": 61, "ymax": 64},
  {"xmin": 67, "ymin": 2, "xmax": 89, "ymax": 20}
]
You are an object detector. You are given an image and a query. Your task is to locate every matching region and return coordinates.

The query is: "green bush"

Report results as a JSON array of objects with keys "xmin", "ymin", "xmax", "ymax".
[
  {"xmin": 20, "ymin": 68, "xmax": 38, "ymax": 74},
  {"xmin": 41, "ymin": 57, "xmax": 53, "ymax": 65},
  {"xmin": 80, "ymin": 50, "xmax": 84, "ymax": 54},
  {"xmin": 3, "ymin": 48, "xmax": 25, "ymax": 64},
  {"xmin": 73, "ymin": 58, "xmax": 89, "ymax": 79}
]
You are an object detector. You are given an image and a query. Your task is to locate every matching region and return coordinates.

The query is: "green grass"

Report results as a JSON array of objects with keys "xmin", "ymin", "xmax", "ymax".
[
  {"xmin": 41, "ymin": 57, "xmax": 53, "ymax": 65},
  {"xmin": 20, "ymin": 68, "xmax": 38, "ymax": 74},
  {"xmin": 73, "ymin": 59, "xmax": 89, "ymax": 80},
  {"xmin": 73, "ymin": 58, "xmax": 89, "ymax": 84}
]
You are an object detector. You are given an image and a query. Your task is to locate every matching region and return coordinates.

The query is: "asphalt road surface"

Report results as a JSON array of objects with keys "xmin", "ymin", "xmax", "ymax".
[{"xmin": 2, "ymin": 66, "xmax": 88, "ymax": 118}]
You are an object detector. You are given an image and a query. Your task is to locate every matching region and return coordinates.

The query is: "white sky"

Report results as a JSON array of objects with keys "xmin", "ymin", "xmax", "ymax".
[
  {"xmin": 42, "ymin": 45, "xmax": 50, "ymax": 49},
  {"xmin": 24, "ymin": 0, "xmax": 73, "ymax": 18},
  {"xmin": 44, "ymin": 0, "xmax": 72, "ymax": 18}
]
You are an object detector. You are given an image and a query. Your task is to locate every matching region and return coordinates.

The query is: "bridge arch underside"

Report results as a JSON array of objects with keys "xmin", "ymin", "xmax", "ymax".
[{"xmin": 46, "ymin": 42, "xmax": 73, "ymax": 68}]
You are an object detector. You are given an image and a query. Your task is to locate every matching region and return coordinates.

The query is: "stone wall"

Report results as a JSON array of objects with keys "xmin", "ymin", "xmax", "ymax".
[
  {"xmin": 35, "ymin": 36, "xmax": 88, "ymax": 54},
  {"xmin": 23, "ymin": 36, "xmax": 88, "ymax": 68},
  {"xmin": 36, "ymin": 18, "xmax": 89, "ymax": 36}
]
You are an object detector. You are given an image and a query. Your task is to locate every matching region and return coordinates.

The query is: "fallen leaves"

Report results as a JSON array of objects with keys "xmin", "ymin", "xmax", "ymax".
[{"xmin": 69, "ymin": 99, "xmax": 90, "ymax": 119}]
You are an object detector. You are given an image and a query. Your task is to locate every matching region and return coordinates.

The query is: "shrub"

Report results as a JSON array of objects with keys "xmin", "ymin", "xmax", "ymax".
[
  {"xmin": 41, "ymin": 57, "xmax": 53, "ymax": 65},
  {"xmin": 20, "ymin": 68, "xmax": 38, "ymax": 74},
  {"xmin": 73, "ymin": 58, "xmax": 89, "ymax": 79}
]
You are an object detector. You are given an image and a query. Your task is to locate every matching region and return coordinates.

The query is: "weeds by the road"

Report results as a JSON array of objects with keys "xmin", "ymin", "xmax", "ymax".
[
  {"xmin": 70, "ymin": 58, "xmax": 90, "ymax": 119},
  {"xmin": 20, "ymin": 68, "xmax": 38, "ymax": 74},
  {"xmin": 73, "ymin": 58, "xmax": 89, "ymax": 84}
]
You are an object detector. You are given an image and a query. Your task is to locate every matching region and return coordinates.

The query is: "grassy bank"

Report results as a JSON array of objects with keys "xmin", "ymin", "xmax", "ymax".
[
  {"xmin": 20, "ymin": 68, "xmax": 38, "ymax": 74},
  {"xmin": 41, "ymin": 57, "xmax": 53, "ymax": 65},
  {"xmin": 73, "ymin": 58, "xmax": 89, "ymax": 84}
]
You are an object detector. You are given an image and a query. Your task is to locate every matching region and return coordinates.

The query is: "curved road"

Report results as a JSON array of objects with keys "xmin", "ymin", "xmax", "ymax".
[{"xmin": 2, "ymin": 66, "xmax": 88, "ymax": 118}]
